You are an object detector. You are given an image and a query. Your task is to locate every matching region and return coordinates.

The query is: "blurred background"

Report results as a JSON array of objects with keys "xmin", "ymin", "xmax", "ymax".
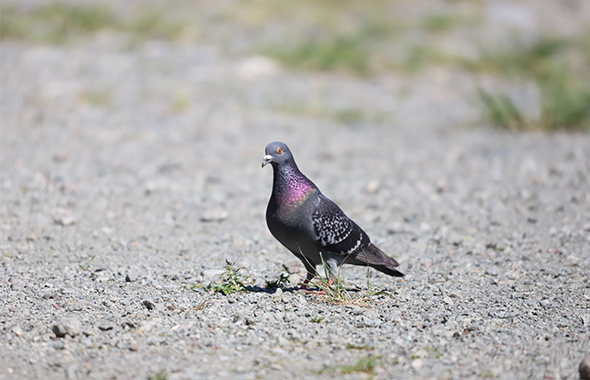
[{"xmin": 2, "ymin": 0, "xmax": 589, "ymax": 132}]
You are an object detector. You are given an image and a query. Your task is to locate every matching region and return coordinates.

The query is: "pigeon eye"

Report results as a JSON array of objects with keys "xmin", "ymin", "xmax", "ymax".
[{"xmin": 276, "ymin": 147, "xmax": 283, "ymax": 154}]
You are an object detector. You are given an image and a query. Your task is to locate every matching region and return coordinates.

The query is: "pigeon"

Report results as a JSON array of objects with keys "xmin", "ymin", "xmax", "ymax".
[{"xmin": 262, "ymin": 141, "xmax": 404, "ymax": 290}]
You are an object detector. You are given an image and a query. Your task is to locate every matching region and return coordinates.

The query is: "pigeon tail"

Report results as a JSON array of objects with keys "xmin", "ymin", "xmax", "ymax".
[
  {"xmin": 353, "ymin": 243, "xmax": 405, "ymax": 277},
  {"xmin": 368, "ymin": 264, "xmax": 405, "ymax": 278}
]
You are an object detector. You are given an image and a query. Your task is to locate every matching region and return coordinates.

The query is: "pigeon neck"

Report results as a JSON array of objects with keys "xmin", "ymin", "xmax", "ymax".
[{"xmin": 272, "ymin": 163, "xmax": 318, "ymax": 205}]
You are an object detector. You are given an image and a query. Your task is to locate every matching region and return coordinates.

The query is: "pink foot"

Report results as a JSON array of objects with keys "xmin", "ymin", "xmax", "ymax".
[
  {"xmin": 304, "ymin": 289, "xmax": 325, "ymax": 295},
  {"xmin": 299, "ymin": 278, "xmax": 333, "ymax": 295}
]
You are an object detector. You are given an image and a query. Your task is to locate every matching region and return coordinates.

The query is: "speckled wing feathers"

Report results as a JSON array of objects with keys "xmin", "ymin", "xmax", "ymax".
[{"xmin": 312, "ymin": 195, "xmax": 369, "ymax": 255}]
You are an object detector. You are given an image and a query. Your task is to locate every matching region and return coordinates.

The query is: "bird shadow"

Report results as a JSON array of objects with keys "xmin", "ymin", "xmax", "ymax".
[{"xmin": 244, "ymin": 285, "xmax": 361, "ymax": 294}]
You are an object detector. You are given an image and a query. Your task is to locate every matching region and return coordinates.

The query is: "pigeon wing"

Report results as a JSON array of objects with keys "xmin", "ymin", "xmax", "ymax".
[{"xmin": 311, "ymin": 195, "xmax": 370, "ymax": 255}]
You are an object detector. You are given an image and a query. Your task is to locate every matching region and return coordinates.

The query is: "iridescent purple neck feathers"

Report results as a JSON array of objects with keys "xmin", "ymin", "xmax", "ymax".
[{"xmin": 271, "ymin": 163, "xmax": 318, "ymax": 208}]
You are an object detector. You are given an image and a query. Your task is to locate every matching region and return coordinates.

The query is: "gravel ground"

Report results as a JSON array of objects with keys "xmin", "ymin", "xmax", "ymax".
[{"xmin": 2, "ymin": 4, "xmax": 590, "ymax": 379}]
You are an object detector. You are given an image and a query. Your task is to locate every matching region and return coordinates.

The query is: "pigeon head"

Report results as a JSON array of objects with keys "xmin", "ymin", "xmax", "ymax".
[{"xmin": 262, "ymin": 141, "xmax": 295, "ymax": 168}]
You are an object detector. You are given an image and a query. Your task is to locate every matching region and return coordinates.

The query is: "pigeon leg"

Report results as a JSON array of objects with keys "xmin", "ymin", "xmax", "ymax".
[
  {"xmin": 297, "ymin": 260, "xmax": 317, "ymax": 289},
  {"xmin": 298, "ymin": 272, "xmax": 338, "ymax": 295},
  {"xmin": 299, "ymin": 271, "xmax": 315, "ymax": 290},
  {"xmin": 299, "ymin": 271, "xmax": 326, "ymax": 295}
]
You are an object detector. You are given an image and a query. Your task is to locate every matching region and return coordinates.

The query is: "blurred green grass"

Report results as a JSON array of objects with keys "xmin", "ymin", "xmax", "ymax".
[
  {"xmin": 465, "ymin": 35, "xmax": 590, "ymax": 131},
  {"xmin": 0, "ymin": 3, "xmax": 185, "ymax": 44},
  {"xmin": 1, "ymin": 1, "xmax": 588, "ymax": 131},
  {"xmin": 260, "ymin": 28, "xmax": 382, "ymax": 76},
  {"xmin": 272, "ymin": 102, "xmax": 391, "ymax": 126},
  {"xmin": 0, "ymin": 0, "xmax": 459, "ymax": 73},
  {"xmin": 245, "ymin": 1, "xmax": 469, "ymax": 75}
]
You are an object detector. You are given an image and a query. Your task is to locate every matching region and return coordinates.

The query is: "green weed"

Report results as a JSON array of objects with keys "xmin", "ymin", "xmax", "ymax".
[
  {"xmin": 345, "ymin": 343, "xmax": 374, "ymax": 350},
  {"xmin": 264, "ymin": 272, "xmax": 291, "ymax": 289},
  {"xmin": 188, "ymin": 299, "xmax": 210, "ymax": 312},
  {"xmin": 422, "ymin": 13, "xmax": 464, "ymax": 33},
  {"xmin": 147, "ymin": 370, "xmax": 168, "ymax": 380},
  {"xmin": 479, "ymin": 371, "xmax": 496, "ymax": 378},
  {"xmin": 170, "ymin": 88, "xmax": 191, "ymax": 113},
  {"xmin": 333, "ymin": 109, "xmax": 368, "ymax": 125},
  {"xmin": 79, "ymin": 89, "xmax": 113, "ymax": 107},
  {"xmin": 476, "ymin": 88, "xmax": 525, "ymax": 131},
  {"xmin": 341, "ymin": 355, "xmax": 379, "ymax": 374},
  {"xmin": 424, "ymin": 345, "xmax": 442, "ymax": 358},
  {"xmin": 125, "ymin": 10, "xmax": 185, "ymax": 41},
  {"xmin": 209, "ymin": 260, "xmax": 253, "ymax": 295},
  {"xmin": 78, "ymin": 255, "xmax": 96, "ymax": 270},
  {"xmin": 399, "ymin": 44, "xmax": 451, "ymax": 73},
  {"xmin": 322, "ymin": 354, "xmax": 381, "ymax": 375}
]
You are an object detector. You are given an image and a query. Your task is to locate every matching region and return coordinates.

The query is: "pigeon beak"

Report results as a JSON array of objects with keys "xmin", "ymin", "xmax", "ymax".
[{"xmin": 262, "ymin": 154, "xmax": 273, "ymax": 168}]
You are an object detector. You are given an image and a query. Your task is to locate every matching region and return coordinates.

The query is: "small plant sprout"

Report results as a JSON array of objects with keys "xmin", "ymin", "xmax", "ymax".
[
  {"xmin": 264, "ymin": 272, "xmax": 291, "ymax": 289},
  {"xmin": 321, "ymin": 354, "xmax": 382, "ymax": 375},
  {"xmin": 190, "ymin": 299, "xmax": 210, "ymax": 312},
  {"xmin": 210, "ymin": 260, "xmax": 253, "ymax": 295},
  {"xmin": 78, "ymin": 255, "xmax": 96, "ymax": 270},
  {"xmin": 147, "ymin": 370, "xmax": 168, "ymax": 380}
]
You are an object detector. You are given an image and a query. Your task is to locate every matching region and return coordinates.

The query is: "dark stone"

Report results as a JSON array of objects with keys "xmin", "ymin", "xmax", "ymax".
[{"xmin": 579, "ymin": 355, "xmax": 590, "ymax": 380}]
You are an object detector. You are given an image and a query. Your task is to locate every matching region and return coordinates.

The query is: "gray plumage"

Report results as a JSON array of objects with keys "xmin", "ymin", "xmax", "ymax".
[{"xmin": 262, "ymin": 141, "xmax": 404, "ymax": 288}]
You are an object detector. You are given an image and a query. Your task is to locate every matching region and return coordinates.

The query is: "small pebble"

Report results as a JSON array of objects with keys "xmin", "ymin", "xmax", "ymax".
[
  {"xmin": 485, "ymin": 266, "xmax": 500, "ymax": 276},
  {"xmin": 365, "ymin": 181, "xmax": 380, "ymax": 194},
  {"xmin": 52, "ymin": 318, "xmax": 81, "ymax": 338},
  {"xmin": 11, "ymin": 325, "xmax": 24, "ymax": 337},
  {"xmin": 125, "ymin": 271, "xmax": 139, "ymax": 282},
  {"xmin": 200, "ymin": 210, "xmax": 228, "ymax": 222}
]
